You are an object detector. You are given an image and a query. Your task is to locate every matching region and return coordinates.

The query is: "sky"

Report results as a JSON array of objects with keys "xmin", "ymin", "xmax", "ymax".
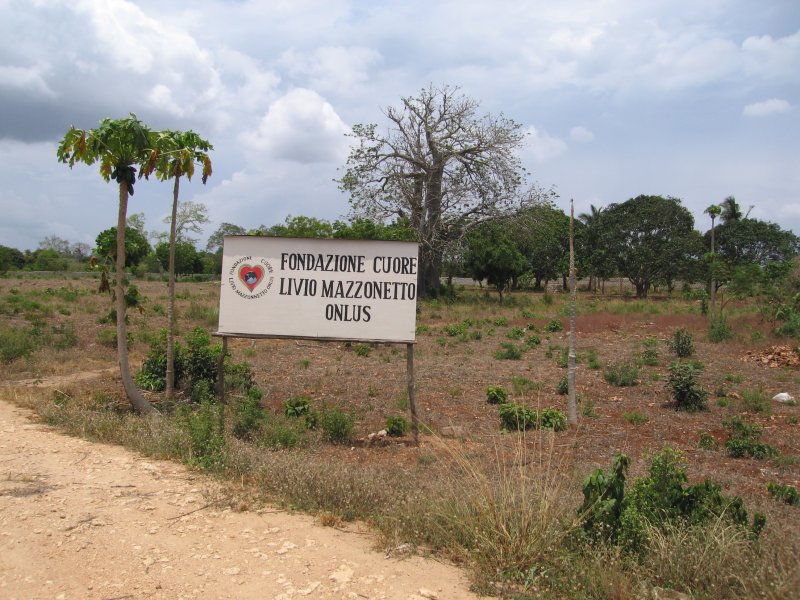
[{"xmin": 0, "ymin": 0, "xmax": 798, "ymax": 252}]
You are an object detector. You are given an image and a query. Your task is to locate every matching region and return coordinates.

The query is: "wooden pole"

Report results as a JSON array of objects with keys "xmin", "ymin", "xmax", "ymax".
[
  {"xmin": 567, "ymin": 200, "xmax": 578, "ymax": 426},
  {"xmin": 216, "ymin": 335, "xmax": 228, "ymax": 404},
  {"xmin": 406, "ymin": 342, "xmax": 419, "ymax": 445}
]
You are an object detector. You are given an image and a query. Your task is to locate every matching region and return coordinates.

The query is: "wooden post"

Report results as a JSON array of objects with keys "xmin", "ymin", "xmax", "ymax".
[
  {"xmin": 406, "ymin": 342, "xmax": 419, "ymax": 445},
  {"xmin": 216, "ymin": 335, "xmax": 228, "ymax": 404}
]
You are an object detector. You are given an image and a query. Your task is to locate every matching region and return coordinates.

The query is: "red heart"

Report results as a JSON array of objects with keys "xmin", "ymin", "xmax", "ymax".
[{"xmin": 238, "ymin": 264, "xmax": 264, "ymax": 291}]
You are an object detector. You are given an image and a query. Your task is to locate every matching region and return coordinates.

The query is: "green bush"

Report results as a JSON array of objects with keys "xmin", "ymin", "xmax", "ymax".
[
  {"xmin": 666, "ymin": 362, "xmax": 708, "ymax": 411},
  {"xmin": 545, "ymin": 319, "xmax": 563, "ymax": 332},
  {"xmin": 498, "ymin": 403, "xmax": 567, "ymax": 431},
  {"xmin": 708, "ymin": 315, "xmax": 735, "ymax": 342},
  {"xmin": 486, "ymin": 385, "xmax": 508, "ymax": 404},
  {"xmin": 669, "ymin": 328, "xmax": 694, "ymax": 358},
  {"xmin": 506, "ymin": 326, "xmax": 526, "ymax": 340},
  {"xmin": 640, "ymin": 337, "xmax": 659, "ymax": 366},
  {"xmin": 494, "ymin": 342, "xmax": 523, "ymax": 360},
  {"xmin": 579, "ymin": 448, "xmax": 763, "ymax": 550},
  {"xmin": 767, "ymin": 482, "xmax": 800, "ymax": 506},
  {"xmin": 385, "ymin": 415, "xmax": 410, "ymax": 437},
  {"xmin": 176, "ymin": 398, "xmax": 226, "ymax": 470},
  {"xmin": 603, "ymin": 362, "xmax": 639, "ymax": 387},
  {"xmin": 557, "ymin": 376, "xmax": 568, "ymax": 395},
  {"xmin": 320, "ymin": 406, "xmax": 355, "ymax": 444},
  {"xmin": 723, "ymin": 416, "xmax": 779, "ymax": 459},
  {"xmin": 0, "ymin": 324, "xmax": 39, "ymax": 363},
  {"xmin": 231, "ymin": 387, "xmax": 266, "ymax": 440},
  {"xmin": 284, "ymin": 395, "xmax": 312, "ymax": 418}
]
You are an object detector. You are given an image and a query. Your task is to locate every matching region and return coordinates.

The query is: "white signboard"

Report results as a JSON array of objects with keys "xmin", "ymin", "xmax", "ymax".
[{"xmin": 218, "ymin": 236, "xmax": 419, "ymax": 343}]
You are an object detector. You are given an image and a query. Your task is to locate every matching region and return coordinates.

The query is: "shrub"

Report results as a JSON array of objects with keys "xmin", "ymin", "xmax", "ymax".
[
  {"xmin": 231, "ymin": 387, "xmax": 266, "ymax": 440},
  {"xmin": 698, "ymin": 432, "xmax": 718, "ymax": 450},
  {"xmin": 510, "ymin": 376, "xmax": 541, "ymax": 396},
  {"xmin": 0, "ymin": 324, "xmax": 39, "ymax": 363},
  {"xmin": 385, "ymin": 415, "xmax": 410, "ymax": 437},
  {"xmin": 494, "ymin": 342, "xmax": 523, "ymax": 360},
  {"xmin": 579, "ymin": 447, "xmax": 763, "ymax": 550},
  {"xmin": 742, "ymin": 386, "xmax": 771, "ymax": 414},
  {"xmin": 586, "ymin": 347, "xmax": 601, "ymax": 370},
  {"xmin": 284, "ymin": 395, "xmax": 312, "ymax": 418},
  {"xmin": 545, "ymin": 319, "xmax": 562, "ymax": 332},
  {"xmin": 524, "ymin": 334, "xmax": 541, "ymax": 348},
  {"xmin": 259, "ymin": 418, "xmax": 305, "ymax": 449},
  {"xmin": 176, "ymin": 398, "xmax": 225, "ymax": 470},
  {"xmin": 603, "ymin": 362, "xmax": 639, "ymax": 387},
  {"xmin": 498, "ymin": 403, "xmax": 566, "ymax": 431},
  {"xmin": 320, "ymin": 406, "xmax": 355, "ymax": 444},
  {"xmin": 640, "ymin": 337, "xmax": 659, "ymax": 366},
  {"xmin": 557, "ymin": 376, "xmax": 568, "ymax": 395},
  {"xmin": 669, "ymin": 328, "xmax": 694, "ymax": 358},
  {"xmin": 723, "ymin": 416, "xmax": 779, "ymax": 459},
  {"xmin": 666, "ymin": 362, "xmax": 708, "ymax": 412},
  {"xmin": 708, "ymin": 315, "xmax": 735, "ymax": 342},
  {"xmin": 486, "ymin": 385, "xmax": 508, "ymax": 404},
  {"xmin": 767, "ymin": 482, "xmax": 800, "ymax": 506},
  {"xmin": 506, "ymin": 326, "xmax": 526, "ymax": 340},
  {"xmin": 355, "ymin": 343, "xmax": 371, "ymax": 357},
  {"xmin": 623, "ymin": 411, "xmax": 649, "ymax": 425}
]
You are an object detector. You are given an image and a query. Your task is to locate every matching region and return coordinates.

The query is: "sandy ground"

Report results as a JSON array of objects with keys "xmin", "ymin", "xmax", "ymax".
[{"xmin": 0, "ymin": 398, "xmax": 479, "ymax": 600}]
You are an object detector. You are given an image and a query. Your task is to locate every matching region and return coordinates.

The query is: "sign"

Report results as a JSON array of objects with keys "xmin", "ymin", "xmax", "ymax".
[{"xmin": 218, "ymin": 236, "xmax": 419, "ymax": 342}]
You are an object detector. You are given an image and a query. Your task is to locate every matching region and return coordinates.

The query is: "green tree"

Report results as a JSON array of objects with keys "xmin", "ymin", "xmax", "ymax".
[
  {"xmin": 704, "ymin": 204, "xmax": 722, "ymax": 314},
  {"xmin": 144, "ymin": 129, "xmax": 212, "ymax": 401},
  {"xmin": 579, "ymin": 204, "xmax": 616, "ymax": 293},
  {"xmin": 95, "ymin": 226, "xmax": 151, "ymax": 267},
  {"xmin": 206, "ymin": 222, "xmax": 246, "ymax": 252},
  {"xmin": 463, "ymin": 220, "xmax": 527, "ymax": 301},
  {"xmin": 57, "ymin": 114, "xmax": 158, "ymax": 415},
  {"xmin": 27, "ymin": 248, "xmax": 69, "ymax": 271},
  {"xmin": 0, "ymin": 245, "xmax": 25, "ymax": 272},
  {"xmin": 602, "ymin": 195, "xmax": 697, "ymax": 298},
  {"xmin": 264, "ymin": 215, "xmax": 334, "ymax": 238},
  {"xmin": 339, "ymin": 84, "xmax": 527, "ymax": 297},
  {"xmin": 332, "ymin": 217, "xmax": 416, "ymax": 241},
  {"xmin": 512, "ymin": 202, "xmax": 570, "ymax": 290},
  {"xmin": 154, "ymin": 241, "xmax": 202, "ymax": 275}
]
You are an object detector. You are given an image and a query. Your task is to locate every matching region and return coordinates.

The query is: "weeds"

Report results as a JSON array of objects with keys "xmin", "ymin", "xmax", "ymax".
[{"xmin": 604, "ymin": 362, "xmax": 639, "ymax": 387}]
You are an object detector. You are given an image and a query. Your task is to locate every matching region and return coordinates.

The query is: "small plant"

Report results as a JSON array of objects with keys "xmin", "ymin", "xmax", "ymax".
[
  {"xmin": 232, "ymin": 387, "xmax": 266, "ymax": 440},
  {"xmin": 670, "ymin": 328, "xmax": 694, "ymax": 358},
  {"xmin": 385, "ymin": 415, "xmax": 410, "ymax": 437},
  {"xmin": 506, "ymin": 326, "xmax": 526, "ymax": 340},
  {"xmin": 300, "ymin": 358, "xmax": 311, "ymax": 369},
  {"xmin": 524, "ymin": 334, "xmax": 541, "ymax": 348},
  {"xmin": 741, "ymin": 386, "xmax": 771, "ymax": 414},
  {"xmin": 666, "ymin": 361, "xmax": 708, "ymax": 411},
  {"xmin": 494, "ymin": 342, "xmax": 523, "ymax": 360},
  {"xmin": 555, "ymin": 346, "xmax": 569, "ymax": 368},
  {"xmin": 486, "ymin": 385, "xmax": 508, "ymax": 404},
  {"xmin": 640, "ymin": 337, "xmax": 659, "ymax": 366},
  {"xmin": 493, "ymin": 316, "xmax": 508, "ymax": 326},
  {"xmin": 708, "ymin": 315, "xmax": 735, "ymax": 342},
  {"xmin": 510, "ymin": 376, "xmax": 541, "ymax": 396},
  {"xmin": 176, "ymin": 398, "xmax": 226, "ymax": 470},
  {"xmin": 545, "ymin": 319, "xmax": 563, "ymax": 332},
  {"xmin": 581, "ymin": 398, "xmax": 598, "ymax": 417},
  {"xmin": 557, "ymin": 375, "xmax": 568, "ymax": 395},
  {"xmin": 723, "ymin": 416, "xmax": 779, "ymax": 459},
  {"xmin": 585, "ymin": 347, "xmax": 601, "ymax": 370},
  {"xmin": 355, "ymin": 343, "xmax": 371, "ymax": 357},
  {"xmin": 284, "ymin": 395, "xmax": 312, "ymax": 418},
  {"xmin": 698, "ymin": 432, "xmax": 718, "ymax": 450},
  {"xmin": 603, "ymin": 362, "xmax": 639, "ymax": 387},
  {"xmin": 498, "ymin": 403, "xmax": 566, "ymax": 431},
  {"xmin": 767, "ymin": 482, "xmax": 800, "ymax": 506},
  {"xmin": 623, "ymin": 411, "xmax": 649, "ymax": 425},
  {"xmin": 320, "ymin": 406, "xmax": 355, "ymax": 444}
]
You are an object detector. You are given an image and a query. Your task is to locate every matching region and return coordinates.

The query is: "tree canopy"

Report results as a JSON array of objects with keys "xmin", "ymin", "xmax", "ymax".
[{"xmin": 338, "ymin": 84, "xmax": 528, "ymax": 296}]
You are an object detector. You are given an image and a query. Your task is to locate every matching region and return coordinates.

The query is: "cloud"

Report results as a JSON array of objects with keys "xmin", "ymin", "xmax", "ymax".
[
  {"xmin": 523, "ymin": 126, "xmax": 568, "ymax": 163},
  {"xmin": 278, "ymin": 46, "xmax": 382, "ymax": 94},
  {"xmin": 239, "ymin": 88, "xmax": 351, "ymax": 164},
  {"xmin": 742, "ymin": 99, "xmax": 791, "ymax": 117},
  {"xmin": 570, "ymin": 126, "xmax": 594, "ymax": 142}
]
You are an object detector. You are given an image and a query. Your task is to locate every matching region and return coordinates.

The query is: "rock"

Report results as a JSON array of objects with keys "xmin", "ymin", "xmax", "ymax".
[
  {"xmin": 440, "ymin": 426, "xmax": 465, "ymax": 438},
  {"xmin": 651, "ymin": 586, "xmax": 689, "ymax": 600},
  {"xmin": 772, "ymin": 392, "xmax": 795, "ymax": 403}
]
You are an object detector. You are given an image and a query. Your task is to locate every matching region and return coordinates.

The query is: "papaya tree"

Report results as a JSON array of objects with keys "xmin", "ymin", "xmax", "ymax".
[
  {"xmin": 144, "ymin": 130, "xmax": 212, "ymax": 400},
  {"xmin": 57, "ymin": 114, "xmax": 158, "ymax": 415}
]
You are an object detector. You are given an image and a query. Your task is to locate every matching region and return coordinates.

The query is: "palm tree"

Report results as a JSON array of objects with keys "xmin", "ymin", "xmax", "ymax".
[
  {"xmin": 144, "ymin": 130, "xmax": 213, "ymax": 399},
  {"xmin": 704, "ymin": 204, "xmax": 722, "ymax": 316},
  {"xmin": 719, "ymin": 196, "xmax": 742, "ymax": 224},
  {"xmin": 57, "ymin": 115, "xmax": 158, "ymax": 415},
  {"xmin": 579, "ymin": 204, "xmax": 604, "ymax": 292}
]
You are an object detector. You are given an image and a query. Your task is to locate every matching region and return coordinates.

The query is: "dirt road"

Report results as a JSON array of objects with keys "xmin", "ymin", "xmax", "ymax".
[{"xmin": 0, "ymin": 398, "xmax": 478, "ymax": 600}]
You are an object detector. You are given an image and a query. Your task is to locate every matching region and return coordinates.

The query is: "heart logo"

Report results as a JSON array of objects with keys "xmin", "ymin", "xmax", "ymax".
[{"xmin": 238, "ymin": 264, "xmax": 264, "ymax": 292}]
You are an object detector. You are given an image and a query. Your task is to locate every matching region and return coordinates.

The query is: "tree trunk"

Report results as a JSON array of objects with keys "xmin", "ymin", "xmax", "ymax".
[
  {"xmin": 567, "ymin": 201, "xmax": 578, "ymax": 426},
  {"xmin": 115, "ymin": 182, "xmax": 157, "ymax": 415},
  {"xmin": 166, "ymin": 176, "xmax": 180, "ymax": 400},
  {"xmin": 709, "ymin": 217, "xmax": 716, "ymax": 318}
]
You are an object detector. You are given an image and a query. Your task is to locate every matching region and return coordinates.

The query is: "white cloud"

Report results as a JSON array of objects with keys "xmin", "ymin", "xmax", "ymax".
[
  {"xmin": 0, "ymin": 64, "xmax": 57, "ymax": 98},
  {"xmin": 240, "ymin": 88, "xmax": 351, "ymax": 164},
  {"xmin": 523, "ymin": 126, "xmax": 568, "ymax": 163},
  {"xmin": 570, "ymin": 126, "xmax": 594, "ymax": 142},
  {"xmin": 742, "ymin": 98, "xmax": 791, "ymax": 117},
  {"xmin": 278, "ymin": 46, "xmax": 382, "ymax": 94}
]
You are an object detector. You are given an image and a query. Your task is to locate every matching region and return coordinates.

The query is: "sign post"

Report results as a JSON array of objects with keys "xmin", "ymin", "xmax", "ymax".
[{"xmin": 216, "ymin": 236, "xmax": 420, "ymax": 442}]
